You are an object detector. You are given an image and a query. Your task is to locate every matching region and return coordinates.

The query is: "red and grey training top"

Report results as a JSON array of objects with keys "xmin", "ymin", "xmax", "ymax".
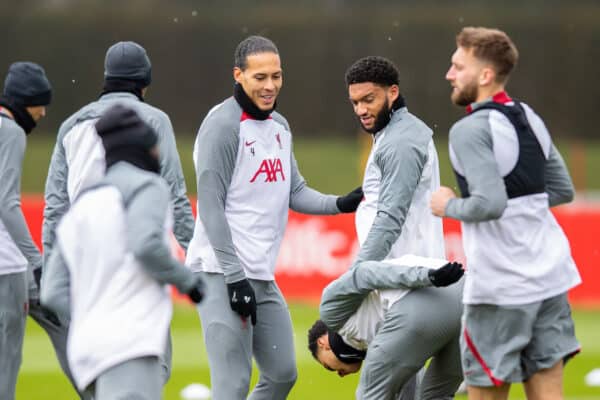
[
  {"xmin": 186, "ymin": 97, "xmax": 339, "ymax": 282},
  {"xmin": 447, "ymin": 92, "xmax": 580, "ymax": 305}
]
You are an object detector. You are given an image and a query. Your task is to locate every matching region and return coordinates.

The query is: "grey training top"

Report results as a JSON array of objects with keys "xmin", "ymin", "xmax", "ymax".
[
  {"xmin": 446, "ymin": 99, "xmax": 574, "ymax": 222},
  {"xmin": 194, "ymin": 97, "xmax": 339, "ymax": 283},
  {"xmin": 0, "ymin": 114, "xmax": 42, "ymax": 291},
  {"xmin": 42, "ymin": 92, "xmax": 194, "ymax": 265},
  {"xmin": 356, "ymin": 108, "xmax": 436, "ymax": 263},
  {"xmin": 41, "ymin": 161, "xmax": 198, "ymax": 319}
]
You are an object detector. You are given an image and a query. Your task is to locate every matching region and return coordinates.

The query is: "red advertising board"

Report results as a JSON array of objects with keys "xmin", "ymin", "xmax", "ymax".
[{"xmin": 22, "ymin": 196, "xmax": 600, "ymax": 307}]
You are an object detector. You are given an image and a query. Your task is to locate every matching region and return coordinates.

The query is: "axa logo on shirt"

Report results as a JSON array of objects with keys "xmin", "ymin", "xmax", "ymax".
[{"xmin": 250, "ymin": 158, "xmax": 286, "ymax": 183}]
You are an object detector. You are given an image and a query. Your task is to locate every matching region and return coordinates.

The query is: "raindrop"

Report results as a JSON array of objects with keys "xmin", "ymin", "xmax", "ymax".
[
  {"xmin": 393, "ymin": 21, "xmax": 399, "ymax": 27},
  {"xmin": 272, "ymin": 345, "xmax": 277, "ymax": 350},
  {"xmin": 387, "ymin": 36, "xmax": 392, "ymax": 41},
  {"xmin": 242, "ymin": 27, "xmax": 249, "ymax": 34},
  {"xmin": 458, "ymin": 17, "xmax": 464, "ymax": 23},
  {"xmin": 71, "ymin": 79, "xmax": 76, "ymax": 84},
  {"xmin": 192, "ymin": 10, "xmax": 198, "ymax": 17},
  {"xmin": 173, "ymin": 17, "xmax": 179, "ymax": 23}
]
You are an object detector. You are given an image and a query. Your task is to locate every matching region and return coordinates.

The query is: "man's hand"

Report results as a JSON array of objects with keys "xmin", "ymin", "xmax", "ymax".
[
  {"xmin": 430, "ymin": 186, "xmax": 457, "ymax": 217},
  {"xmin": 226, "ymin": 279, "xmax": 257, "ymax": 325},
  {"xmin": 187, "ymin": 276, "xmax": 205, "ymax": 304},
  {"xmin": 428, "ymin": 262, "xmax": 464, "ymax": 287},
  {"xmin": 336, "ymin": 186, "xmax": 363, "ymax": 213}
]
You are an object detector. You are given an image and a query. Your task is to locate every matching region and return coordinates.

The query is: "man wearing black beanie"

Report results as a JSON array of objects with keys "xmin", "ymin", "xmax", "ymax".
[
  {"xmin": 40, "ymin": 40, "xmax": 194, "ymax": 390},
  {"xmin": 41, "ymin": 105, "xmax": 204, "ymax": 400},
  {"xmin": 0, "ymin": 61, "xmax": 52, "ymax": 400}
]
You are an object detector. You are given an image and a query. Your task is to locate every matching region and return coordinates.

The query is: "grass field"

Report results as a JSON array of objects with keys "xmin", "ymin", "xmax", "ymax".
[{"xmin": 16, "ymin": 302, "xmax": 600, "ymax": 399}]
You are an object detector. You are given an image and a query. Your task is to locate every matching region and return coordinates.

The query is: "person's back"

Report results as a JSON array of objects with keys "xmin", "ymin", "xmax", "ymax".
[
  {"xmin": 43, "ymin": 41, "xmax": 194, "ymax": 265},
  {"xmin": 42, "ymin": 105, "xmax": 203, "ymax": 400}
]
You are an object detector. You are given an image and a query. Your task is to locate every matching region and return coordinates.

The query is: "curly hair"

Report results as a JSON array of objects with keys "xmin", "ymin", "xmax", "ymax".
[
  {"xmin": 234, "ymin": 35, "xmax": 279, "ymax": 70},
  {"xmin": 345, "ymin": 56, "xmax": 400, "ymax": 87},
  {"xmin": 307, "ymin": 320, "xmax": 329, "ymax": 360}
]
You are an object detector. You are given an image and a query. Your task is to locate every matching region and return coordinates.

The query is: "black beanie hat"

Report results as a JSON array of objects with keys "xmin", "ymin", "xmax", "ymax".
[
  {"xmin": 95, "ymin": 104, "xmax": 157, "ymax": 152},
  {"xmin": 3, "ymin": 62, "xmax": 52, "ymax": 106},
  {"xmin": 104, "ymin": 41, "xmax": 152, "ymax": 87},
  {"xmin": 95, "ymin": 104, "xmax": 160, "ymax": 173}
]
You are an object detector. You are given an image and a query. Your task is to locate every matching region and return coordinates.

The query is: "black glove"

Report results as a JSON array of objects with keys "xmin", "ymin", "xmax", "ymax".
[
  {"xmin": 428, "ymin": 262, "xmax": 464, "ymax": 287},
  {"xmin": 227, "ymin": 279, "xmax": 257, "ymax": 325},
  {"xmin": 336, "ymin": 186, "xmax": 363, "ymax": 213},
  {"xmin": 187, "ymin": 277, "xmax": 205, "ymax": 304},
  {"xmin": 33, "ymin": 267, "xmax": 42, "ymax": 289}
]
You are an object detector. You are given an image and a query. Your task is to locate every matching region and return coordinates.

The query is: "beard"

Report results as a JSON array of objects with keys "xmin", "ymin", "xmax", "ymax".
[
  {"xmin": 360, "ymin": 102, "xmax": 392, "ymax": 134},
  {"xmin": 451, "ymin": 80, "xmax": 479, "ymax": 106}
]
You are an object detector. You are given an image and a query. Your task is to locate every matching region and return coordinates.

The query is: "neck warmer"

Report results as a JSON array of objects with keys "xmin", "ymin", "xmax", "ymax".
[
  {"xmin": 0, "ymin": 96, "xmax": 36, "ymax": 134},
  {"xmin": 233, "ymin": 82, "xmax": 275, "ymax": 120},
  {"xmin": 328, "ymin": 331, "xmax": 366, "ymax": 364},
  {"xmin": 101, "ymin": 79, "xmax": 145, "ymax": 102}
]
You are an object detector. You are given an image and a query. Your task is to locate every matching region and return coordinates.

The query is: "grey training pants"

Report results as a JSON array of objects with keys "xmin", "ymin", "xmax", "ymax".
[
  {"xmin": 357, "ymin": 283, "xmax": 464, "ymax": 400},
  {"xmin": 0, "ymin": 271, "xmax": 27, "ymax": 400},
  {"xmin": 85, "ymin": 356, "xmax": 162, "ymax": 400},
  {"xmin": 196, "ymin": 272, "xmax": 297, "ymax": 400}
]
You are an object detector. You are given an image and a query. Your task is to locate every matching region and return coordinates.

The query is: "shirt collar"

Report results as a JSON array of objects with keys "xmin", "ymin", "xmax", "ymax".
[{"xmin": 466, "ymin": 91, "xmax": 512, "ymax": 114}]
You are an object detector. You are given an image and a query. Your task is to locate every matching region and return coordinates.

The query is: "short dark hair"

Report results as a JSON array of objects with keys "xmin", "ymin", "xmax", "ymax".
[
  {"xmin": 308, "ymin": 320, "xmax": 329, "ymax": 360},
  {"xmin": 345, "ymin": 56, "xmax": 400, "ymax": 87},
  {"xmin": 456, "ymin": 27, "xmax": 519, "ymax": 83},
  {"xmin": 234, "ymin": 35, "xmax": 279, "ymax": 70}
]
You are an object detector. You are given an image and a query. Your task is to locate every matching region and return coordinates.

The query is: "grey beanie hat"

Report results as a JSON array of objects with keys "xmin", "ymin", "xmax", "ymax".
[
  {"xmin": 3, "ymin": 62, "xmax": 52, "ymax": 106},
  {"xmin": 104, "ymin": 41, "xmax": 152, "ymax": 86}
]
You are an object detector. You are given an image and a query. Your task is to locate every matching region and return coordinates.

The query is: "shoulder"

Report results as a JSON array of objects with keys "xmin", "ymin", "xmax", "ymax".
[
  {"xmin": 449, "ymin": 110, "xmax": 491, "ymax": 143},
  {"xmin": 0, "ymin": 117, "xmax": 25, "ymax": 142},
  {"xmin": 104, "ymin": 163, "xmax": 169, "ymax": 204},
  {"xmin": 379, "ymin": 110, "xmax": 432, "ymax": 157},
  {"xmin": 270, "ymin": 111, "xmax": 291, "ymax": 132},
  {"xmin": 198, "ymin": 97, "xmax": 242, "ymax": 142}
]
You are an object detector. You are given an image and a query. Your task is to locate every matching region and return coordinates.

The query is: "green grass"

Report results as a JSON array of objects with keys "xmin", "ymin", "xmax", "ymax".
[
  {"xmin": 22, "ymin": 134, "xmax": 600, "ymax": 196},
  {"xmin": 16, "ymin": 303, "xmax": 600, "ymax": 399}
]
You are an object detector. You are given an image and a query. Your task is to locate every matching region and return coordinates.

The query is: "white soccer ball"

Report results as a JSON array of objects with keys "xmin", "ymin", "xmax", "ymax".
[
  {"xmin": 585, "ymin": 368, "xmax": 600, "ymax": 387},
  {"xmin": 180, "ymin": 383, "xmax": 211, "ymax": 400}
]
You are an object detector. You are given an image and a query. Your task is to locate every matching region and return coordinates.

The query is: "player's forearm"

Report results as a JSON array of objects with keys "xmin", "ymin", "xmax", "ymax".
[
  {"xmin": 42, "ymin": 140, "xmax": 70, "ymax": 264},
  {"xmin": 355, "ymin": 211, "xmax": 402, "ymax": 262},
  {"xmin": 40, "ymin": 247, "xmax": 71, "ymax": 320},
  {"xmin": 134, "ymin": 239, "xmax": 197, "ymax": 293},
  {"xmin": 445, "ymin": 186, "xmax": 507, "ymax": 222},
  {"xmin": 545, "ymin": 144, "xmax": 574, "ymax": 207},
  {"xmin": 196, "ymin": 172, "xmax": 246, "ymax": 283},
  {"xmin": 353, "ymin": 260, "xmax": 432, "ymax": 290},
  {"xmin": 289, "ymin": 184, "xmax": 339, "ymax": 215},
  {"xmin": 1, "ymin": 203, "xmax": 42, "ymax": 270},
  {"xmin": 171, "ymin": 190, "xmax": 195, "ymax": 251}
]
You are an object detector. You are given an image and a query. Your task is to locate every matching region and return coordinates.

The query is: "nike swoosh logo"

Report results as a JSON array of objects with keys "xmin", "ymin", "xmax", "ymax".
[
  {"xmin": 338, "ymin": 353, "xmax": 362, "ymax": 358},
  {"xmin": 245, "ymin": 140, "xmax": 256, "ymax": 146}
]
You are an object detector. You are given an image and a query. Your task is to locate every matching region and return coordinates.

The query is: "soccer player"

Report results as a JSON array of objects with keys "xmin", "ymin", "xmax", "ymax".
[
  {"xmin": 347, "ymin": 56, "xmax": 445, "ymax": 264},
  {"xmin": 430, "ymin": 27, "xmax": 581, "ymax": 400},
  {"xmin": 40, "ymin": 40, "xmax": 194, "ymax": 393},
  {"xmin": 185, "ymin": 35, "xmax": 363, "ymax": 400},
  {"xmin": 345, "ymin": 55, "xmax": 445, "ymax": 399},
  {"xmin": 308, "ymin": 255, "xmax": 465, "ymax": 400},
  {"xmin": 41, "ymin": 105, "xmax": 204, "ymax": 400},
  {"xmin": 0, "ymin": 61, "xmax": 52, "ymax": 400}
]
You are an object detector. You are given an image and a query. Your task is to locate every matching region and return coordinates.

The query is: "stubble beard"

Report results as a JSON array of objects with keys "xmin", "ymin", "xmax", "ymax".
[{"xmin": 451, "ymin": 80, "xmax": 479, "ymax": 107}]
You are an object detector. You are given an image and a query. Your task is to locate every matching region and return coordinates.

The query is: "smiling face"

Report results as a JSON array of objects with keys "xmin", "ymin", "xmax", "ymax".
[
  {"xmin": 315, "ymin": 334, "xmax": 362, "ymax": 377},
  {"xmin": 348, "ymin": 82, "xmax": 398, "ymax": 134},
  {"xmin": 234, "ymin": 52, "xmax": 282, "ymax": 111}
]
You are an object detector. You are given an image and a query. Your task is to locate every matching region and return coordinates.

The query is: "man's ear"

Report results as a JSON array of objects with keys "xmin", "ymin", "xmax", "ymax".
[
  {"xmin": 233, "ymin": 67, "xmax": 243, "ymax": 84},
  {"xmin": 479, "ymin": 67, "xmax": 496, "ymax": 87},
  {"xmin": 317, "ymin": 334, "xmax": 330, "ymax": 351},
  {"xmin": 387, "ymin": 84, "xmax": 400, "ymax": 104}
]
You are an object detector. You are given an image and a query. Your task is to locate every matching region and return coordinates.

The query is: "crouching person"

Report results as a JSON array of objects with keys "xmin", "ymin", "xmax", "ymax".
[
  {"xmin": 41, "ymin": 105, "xmax": 204, "ymax": 400},
  {"xmin": 308, "ymin": 255, "xmax": 465, "ymax": 400}
]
